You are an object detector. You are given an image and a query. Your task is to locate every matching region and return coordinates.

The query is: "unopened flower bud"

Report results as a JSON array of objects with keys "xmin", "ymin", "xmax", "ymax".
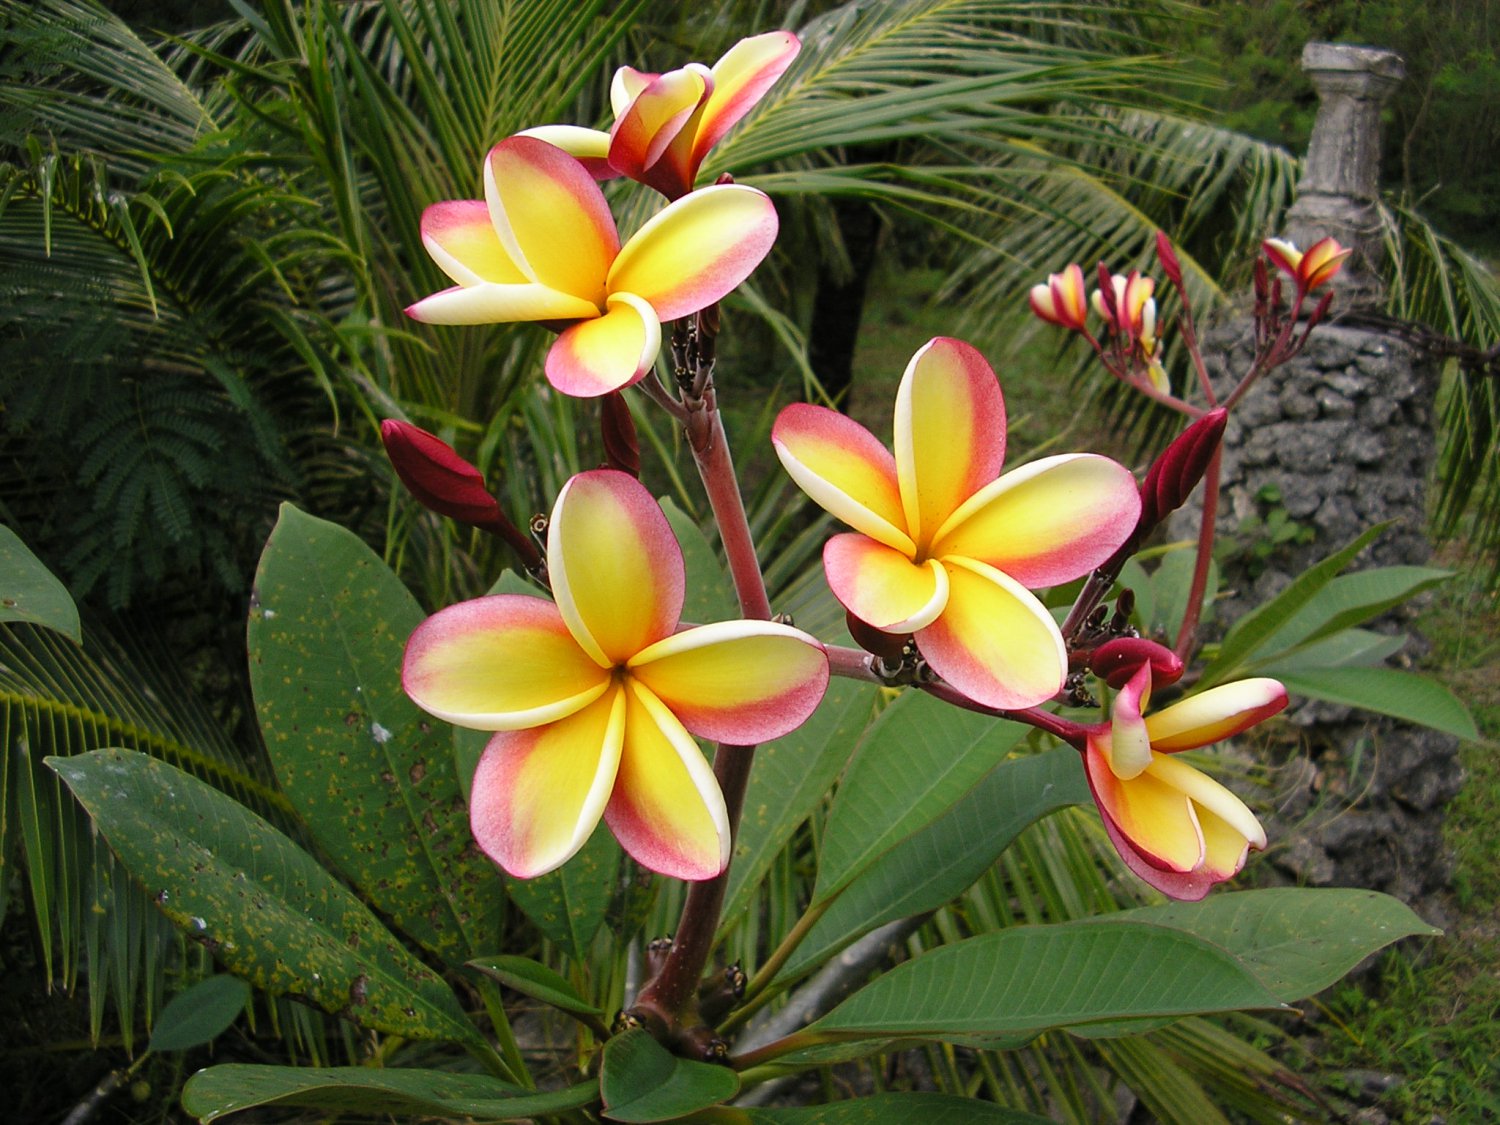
[
  {"xmin": 1155, "ymin": 231, "xmax": 1183, "ymax": 288},
  {"xmin": 381, "ymin": 420, "xmax": 504, "ymax": 526},
  {"xmin": 1138, "ymin": 408, "xmax": 1228, "ymax": 533},
  {"xmin": 1090, "ymin": 637, "xmax": 1184, "ymax": 689},
  {"xmin": 600, "ymin": 391, "xmax": 641, "ymax": 478}
]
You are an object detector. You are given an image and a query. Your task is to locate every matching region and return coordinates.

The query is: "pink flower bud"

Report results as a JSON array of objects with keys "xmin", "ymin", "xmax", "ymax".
[
  {"xmin": 1138, "ymin": 408, "xmax": 1228, "ymax": 533},
  {"xmin": 381, "ymin": 420, "xmax": 504, "ymax": 526},
  {"xmin": 1155, "ymin": 231, "xmax": 1182, "ymax": 287},
  {"xmin": 1027, "ymin": 263, "xmax": 1088, "ymax": 330},
  {"xmin": 601, "ymin": 391, "xmax": 641, "ymax": 478},
  {"xmin": 1089, "ymin": 637, "xmax": 1184, "ymax": 689}
]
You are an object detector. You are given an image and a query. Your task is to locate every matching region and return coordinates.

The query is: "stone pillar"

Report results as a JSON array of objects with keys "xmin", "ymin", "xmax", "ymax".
[{"xmin": 1283, "ymin": 43, "xmax": 1404, "ymax": 310}]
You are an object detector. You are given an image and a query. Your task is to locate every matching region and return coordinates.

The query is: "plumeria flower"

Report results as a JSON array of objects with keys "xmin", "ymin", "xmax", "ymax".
[
  {"xmin": 1263, "ymin": 236, "xmax": 1352, "ymax": 294},
  {"xmin": 524, "ymin": 31, "xmax": 800, "ymax": 199},
  {"xmin": 402, "ymin": 470, "xmax": 829, "ymax": 880},
  {"xmin": 1092, "ymin": 269, "xmax": 1155, "ymax": 335},
  {"xmin": 405, "ymin": 136, "xmax": 778, "ymax": 397},
  {"xmin": 1085, "ymin": 662, "xmax": 1286, "ymax": 900},
  {"xmin": 773, "ymin": 337, "xmax": 1140, "ymax": 710},
  {"xmin": 1028, "ymin": 264, "xmax": 1089, "ymax": 331}
]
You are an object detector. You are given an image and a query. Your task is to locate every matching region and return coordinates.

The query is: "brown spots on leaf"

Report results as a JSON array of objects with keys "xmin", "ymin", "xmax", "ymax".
[{"xmin": 408, "ymin": 760, "xmax": 427, "ymax": 785}]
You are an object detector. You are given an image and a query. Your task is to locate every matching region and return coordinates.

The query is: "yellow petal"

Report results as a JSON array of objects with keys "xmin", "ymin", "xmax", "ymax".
[
  {"xmin": 548, "ymin": 470, "xmax": 684, "ymax": 666},
  {"xmin": 402, "ymin": 595, "xmax": 611, "ymax": 730},
  {"xmin": 545, "ymin": 292, "xmax": 661, "ymax": 398},
  {"xmin": 629, "ymin": 620, "xmax": 828, "ymax": 744},
  {"xmin": 893, "ymin": 338, "xmax": 1007, "ymax": 551},
  {"xmin": 931, "ymin": 453, "xmax": 1141, "ymax": 588},
  {"xmin": 915, "ymin": 557, "xmax": 1065, "ymax": 710},
  {"xmin": 419, "ymin": 200, "xmax": 527, "ymax": 286},
  {"xmin": 404, "ymin": 282, "xmax": 600, "ymax": 326},
  {"xmin": 1145, "ymin": 679, "xmax": 1288, "ymax": 751},
  {"xmin": 1145, "ymin": 754, "xmax": 1266, "ymax": 848},
  {"xmin": 1085, "ymin": 744, "xmax": 1204, "ymax": 873},
  {"xmin": 484, "ymin": 136, "xmax": 617, "ymax": 304},
  {"xmin": 469, "ymin": 687, "xmax": 625, "ymax": 878},
  {"xmin": 608, "ymin": 65, "xmax": 708, "ymax": 196},
  {"xmin": 608, "ymin": 184, "xmax": 777, "ymax": 321},
  {"xmin": 606, "ymin": 679, "xmax": 729, "ymax": 880},
  {"xmin": 772, "ymin": 404, "xmax": 914, "ymax": 554},
  {"xmin": 693, "ymin": 30, "xmax": 800, "ymax": 164},
  {"xmin": 822, "ymin": 534, "xmax": 948, "ymax": 632}
]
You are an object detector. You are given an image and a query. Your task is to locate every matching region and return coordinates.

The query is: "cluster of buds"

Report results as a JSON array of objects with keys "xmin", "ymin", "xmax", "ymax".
[{"xmin": 1029, "ymin": 259, "xmax": 1173, "ymax": 400}]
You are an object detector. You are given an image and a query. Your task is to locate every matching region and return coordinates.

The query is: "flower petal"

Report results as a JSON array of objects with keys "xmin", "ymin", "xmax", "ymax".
[
  {"xmin": 1144, "ymin": 754, "xmax": 1267, "ymax": 849},
  {"xmin": 403, "ymin": 595, "xmax": 611, "ymax": 729},
  {"xmin": 893, "ymin": 338, "xmax": 1006, "ymax": 550},
  {"xmin": 693, "ymin": 31, "xmax": 801, "ymax": 165},
  {"xmin": 484, "ymin": 136, "xmax": 617, "ymax": 303},
  {"xmin": 611, "ymin": 66, "xmax": 657, "ymax": 117},
  {"xmin": 605, "ymin": 680, "xmax": 729, "ymax": 880},
  {"xmin": 822, "ymin": 534, "xmax": 948, "ymax": 632},
  {"xmin": 932, "ymin": 453, "xmax": 1141, "ymax": 587},
  {"xmin": 419, "ymin": 200, "xmax": 527, "ymax": 286},
  {"xmin": 545, "ymin": 292, "xmax": 661, "ymax": 398},
  {"xmin": 404, "ymin": 282, "xmax": 600, "ymax": 325},
  {"xmin": 548, "ymin": 470, "xmax": 685, "ymax": 667},
  {"xmin": 1088, "ymin": 778, "xmax": 1217, "ymax": 900},
  {"xmin": 1144, "ymin": 678, "xmax": 1288, "ymax": 752},
  {"xmin": 629, "ymin": 620, "xmax": 828, "ymax": 743},
  {"xmin": 516, "ymin": 124, "xmax": 618, "ymax": 179},
  {"xmin": 1106, "ymin": 663, "xmax": 1154, "ymax": 780},
  {"xmin": 1197, "ymin": 805, "xmax": 1256, "ymax": 882},
  {"xmin": 470, "ymin": 687, "xmax": 625, "ymax": 878},
  {"xmin": 915, "ymin": 557, "xmax": 1065, "ymax": 709},
  {"xmin": 607, "ymin": 184, "xmax": 777, "ymax": 321},
  {"xmin": 772, "ymin": 404, "xmax": 914, "ymax": 553},
  {"xmin": 609, "ymin": 65, "xmax": 708, "ymax": 197},
  {"xmin": 1084, "ymin": 741, "xmax": 1204, "ymax": 874}
]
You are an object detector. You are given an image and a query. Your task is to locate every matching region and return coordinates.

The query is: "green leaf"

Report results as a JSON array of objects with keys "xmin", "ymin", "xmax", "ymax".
[
  {"xmin": 506, "ymin": 821, "xmax": 620, "ymax": 961},
  {"xmin": 147, "ymin": 974, "xmax": 250, "ymax": 1052},
  {"xmin": 1150, "ymin": 545, "xmax": 1219, "ymax": 641},
  {"xmin": 600, "ymin": 1028, "xmax": 739, "ymax": 1123},
  {"xmin": 1254, "ymin": 628, "xmax": 1405, "ymax": 675},
  {"xmin": 722, "ymin": 681, "xmax": 876, "ymax": 923},
  {"xmin": 815, "ymin": 692, "xmax": 1027, "ymax": 904},
  {"xmin": 0, "ymin": 525, "xmax": 81, "ymax": 643},
  {"xmin": 248, "ymin": 503, "xmax": 502, "ymax": 965},
  {"xmin": 180, "ymin": 1065, "xmax": 596, "ymax": 1123},
  {"xmin": 48, "ymin": 749, "xmax": 485, "ymax": 1051},
  {"xmin": 466, "ymin": 954, "xmax": 604, "ymax": 1021},
  {"xmin": 1201, "ymin": 524, "xmax": 1387, "ymax": 687},
  {"xmin": 1109, "ymin": 888, "xmax": 1439, "ymax": 1002},
  {"xmin": 806, "ymin": 921, "xmax": 1282, "ymax": 1044},
  {"xmin": 784, "ymin": 748, "xmax": 1089, "ymax": 980},
  {"xmin": 1249, "ymin": 565, "xmax": 1452, "ymax": 661},
  {"xmin": 661, "ymin": 496, "xmax": 738, "ymax": 624},
  {"xmin": 1278, "ymin": 667, "xmax": 1477, "ymax": 739},
  {"xmin": 744, "ymin": 1094, "xmax": 1052, "ymax": 1124}
]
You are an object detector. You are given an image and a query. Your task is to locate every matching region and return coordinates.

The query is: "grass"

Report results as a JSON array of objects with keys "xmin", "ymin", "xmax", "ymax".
[{"xmin": 1310, "ymin": 570, "xmax": 1500, "ymax": 1122}]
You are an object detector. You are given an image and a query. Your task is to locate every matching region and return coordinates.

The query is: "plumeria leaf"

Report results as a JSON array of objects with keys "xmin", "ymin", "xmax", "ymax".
[
  {"xmin": 181, "ymin": 1065, "xmax": 596, "ymax": 1123},
  {"xmin": 48, "ymin": 750, "xmax": 486, "ymax": 1052},
  {"xmin": 600, "ymin": 1028, "xmax": 739, "ymax": 1122},
  {"xmin": 782, "ymin": 747, "xmax": 1088, "ymax": 981},
  {"xmin": 147, "ymin": 974, "xmax": 250, "ymax": 1052},
  {"xmin": 743, "ymin": 1095, "xmax": 1052, "ymax": 1124},
  {"xmin": 1200, "ymin": 524, "xmax": 1386, "ymax": 686},
  {"xmin": 801, "ymin": 920, "xmax": 1282, "ymax": 1047},
  {"xmin": 1253, "ymin": 628, "xmax": 1406, "ymax": 674},
  {"xmin": 466, "ymin": 954, "xmax": 605, "ymax": 1021},
  {"xmin": 815, "ymin": 691, "xmax": 1028, "ymax": 905},
  {"xmin": 1107, "ymin": 888, "xmax": 1438, "ymax": 1002},
  {"xmin": 0, "ymin": 524, "xmax": 81, "ymax": 643},
  {"xmin": 248, "ymin": 503, "xmax": 503, "ymax": 964},
  {"xmin": 1276, "ymin": 667, "xmax": 1477, "ymax": 739},
  {"xmin": 661, "ymin": 496, "xmax": 738, "ymax": 624},
  {"xmin": 721, "ymin": 679, "xmax": 877, "ymax": 924},
  {"xmin": 505, "ymin": 821, "xmax": 621, "ymax": 962}
]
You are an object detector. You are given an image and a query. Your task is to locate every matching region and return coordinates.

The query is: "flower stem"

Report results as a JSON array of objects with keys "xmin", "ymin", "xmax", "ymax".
[{"xmin": 1173, "ymin": 442, "xmax": 1223, "ymax": 660}]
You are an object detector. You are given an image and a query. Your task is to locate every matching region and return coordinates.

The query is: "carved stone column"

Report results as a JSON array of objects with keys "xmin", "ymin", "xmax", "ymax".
[{"xmin": 1283, "ymin": 42, "xmax": 1404, "ymax": 310}]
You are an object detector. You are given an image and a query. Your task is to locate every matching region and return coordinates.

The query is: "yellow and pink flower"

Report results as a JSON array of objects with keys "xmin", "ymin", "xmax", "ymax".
[
  {"xmin": 525, "ymin": 32, "xmax": 800, "ymax": 199},
  {"xmin": 402, "ymin": 470, "xmax": 829, "ymax": 880},
  {"xmin": 1085, "ymin": 663, "xmax": 1286, "ymax": 900},
  {"xmin": 1028, "ymin": 264, "xmax": 1089, "ymax": 331},
  {"xmin": 1263, "ymin": 236, "xmax": 1351, "ymax": 294},
  {"xmin": 405, "ymin": 136, "xmax": 777, "ymax": 397},
  {"xmin": 772, "ymin": 337, "xmax": 1140, "ymax": 710}
]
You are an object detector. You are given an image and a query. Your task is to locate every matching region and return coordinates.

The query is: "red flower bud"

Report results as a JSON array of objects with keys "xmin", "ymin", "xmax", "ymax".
[
  {"xmin": 381, "ymin": 420, "xmax": 503, "ymax": 526},
  {"xmin": 601, "ymin": 391, "xmax": 641, "ymax": 478},
  {"xmin": 1155, "ymin": 231, "xmax": 1183, "ymax": 288},
  {"xmin": 1138, "ymin": 408, "xmax": 1227, "ymax": 533},
  {"xmin": 1090, "ymin": 637, "xmax": 1184, "ymax": 689}
]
